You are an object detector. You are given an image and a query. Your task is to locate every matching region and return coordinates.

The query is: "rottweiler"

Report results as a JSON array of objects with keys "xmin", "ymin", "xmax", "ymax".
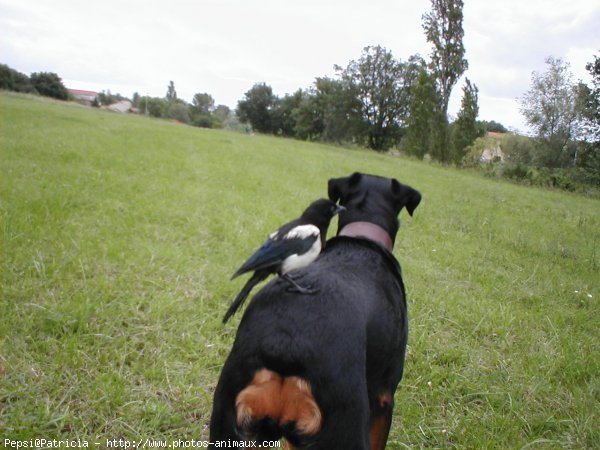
[{"xmin": 210, "ymin": 173, "xmax": 421, "ymax": 449}]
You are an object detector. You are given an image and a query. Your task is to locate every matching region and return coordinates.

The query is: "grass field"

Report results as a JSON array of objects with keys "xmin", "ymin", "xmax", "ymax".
[{"xmin": 1, "ymin": 92, "xmax": 599, "ymax": 448}]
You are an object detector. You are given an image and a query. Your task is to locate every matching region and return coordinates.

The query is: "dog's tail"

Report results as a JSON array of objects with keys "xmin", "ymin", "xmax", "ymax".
[
  {"xmin": 235, "ymin": 369, "xmax": 322, "ymax": 441},
  {"xmin": 223, "ymin": 270, "xmax": 269, "ymax": 323}
]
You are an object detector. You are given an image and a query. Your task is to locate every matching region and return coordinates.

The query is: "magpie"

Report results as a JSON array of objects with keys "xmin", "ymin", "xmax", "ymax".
[{"xmin": 222, "ymin": 198, "xmax": 344, "ymax": 323}]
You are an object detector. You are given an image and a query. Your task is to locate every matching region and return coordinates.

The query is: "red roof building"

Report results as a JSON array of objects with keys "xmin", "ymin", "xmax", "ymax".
[{"xmin": 67, "ymin": 89, "xmax": 98, "ymax": 103}]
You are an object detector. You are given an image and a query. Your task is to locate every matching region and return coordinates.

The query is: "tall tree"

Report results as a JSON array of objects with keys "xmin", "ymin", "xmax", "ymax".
[
  {"xmin": 236, "ymin": 83, "xmax": 276, "ymax": 133},
  {"xmin": 404, "ymin": 68, "xmax": 440, "ymax": 159},
  {"xmin": 581, "ymin": 54, "xmax": 600, "ymax": 144},
  {"xmin": 422, "ymin": 0, "xmax": 468, "ymax": 163},
  {"xmin": 519, "ymin": 57, "xmax": 583, "ymax": 168},
  {"xmin": 452, "ymin": 78, "xmax": 480, "ymax": 164},
  {"xmin": 422, "ymin": 0, "xmax": 468, "ymax": 119},
  {"xmin": 166, "ymin": 81, "xmax": 177, "ymax": 101},
  {"xmin": 337, "ymin": 46, "xmax": 417, "ymax": 150},
  {"xmin": 578, "ymin": 53, "xmax": 600, "ymax": 177}
]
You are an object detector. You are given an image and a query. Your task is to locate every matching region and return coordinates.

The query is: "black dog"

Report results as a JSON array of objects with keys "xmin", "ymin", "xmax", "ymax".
[{"xmin": 210, "ymin": 173, "xmax": 421, "ymax": 449}]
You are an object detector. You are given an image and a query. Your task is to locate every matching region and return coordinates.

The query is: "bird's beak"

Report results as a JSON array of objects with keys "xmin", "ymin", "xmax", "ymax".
[{"xmin": 334, "ymin": 204, "xmax": 346, "ymax": 215}]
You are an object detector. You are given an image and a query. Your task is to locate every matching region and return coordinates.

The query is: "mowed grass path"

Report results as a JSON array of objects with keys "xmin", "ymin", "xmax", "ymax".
[{"xmin": 1, "ymin": 92, "xmax": 599, "ymax": 448}]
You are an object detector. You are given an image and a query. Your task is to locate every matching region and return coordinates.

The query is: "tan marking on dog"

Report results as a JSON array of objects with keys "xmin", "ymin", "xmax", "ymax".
[
  {"xmin": 235, "ymin": 369, "xmax": 282, "ymax": 428},
  {"xmin": 235, "ymin": 369, "xmax": 322, "ymax": 437},
  {"xmin": 369, "ymin": 414, "xmax": 389, "ymax": 450},
  {"xmin": 279, "ymin": 376, "xmax": 322, "ymax": 434},
  {"xmin": 369, "ymin": 390, "xmax": 393, "ymax": 450},
  {"xmin": 378, "ymin": 391, "xmax": 392, "ymax": 408}
]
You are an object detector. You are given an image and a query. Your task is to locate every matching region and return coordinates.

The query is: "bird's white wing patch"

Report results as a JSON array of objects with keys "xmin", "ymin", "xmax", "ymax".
[
  {"xmin": 280, "ymin": 225, "xmax": 322, "ymax": 274},
  {"xmin": 284, "ymin": 224, "xmax": 319, "ymax": 240}
]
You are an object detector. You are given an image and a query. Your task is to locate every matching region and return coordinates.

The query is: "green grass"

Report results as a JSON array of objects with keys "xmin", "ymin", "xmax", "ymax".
[{"xmin": 1, "ymin": 92, "xmax": 599, "ymax": 448}]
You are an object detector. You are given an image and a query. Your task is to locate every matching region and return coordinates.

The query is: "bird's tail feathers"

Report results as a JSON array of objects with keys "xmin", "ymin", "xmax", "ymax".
[{"xmin": 223, "ymin": 270, "xmax": 270, "ymax": 323}]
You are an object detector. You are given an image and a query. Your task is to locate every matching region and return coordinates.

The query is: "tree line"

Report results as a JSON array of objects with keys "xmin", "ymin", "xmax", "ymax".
[
  {"xmin": 0, "ymin": 64, "xmax": 237, "ymax": 130},
  {"xmin": 130, "ymin": 81, "xmax": 236, "ymax": 130},
  {"xmin": 237, "ymin": 0, "xmax": 477, "ymax": 164},
  {"xmin": 0, "ymin": 0, "xmax": 488, "ymax": 162},
  {"xmin": 0, "ymin": 64, "xmax": 69, "ymax": 100},
  {"xmin": 233, "ymin": 0, "xmax": 598, "ymax": 190},
  {"xmin": 1, "ymin": 0, "xmax": 597, "ymax": 190},
  {"xmin": 517, "ymin": 56, "xmax": 599, "ymax": 175},
  {"xmin": 461, "ymin": 54, "xmax": 599, "ymax": 192}
]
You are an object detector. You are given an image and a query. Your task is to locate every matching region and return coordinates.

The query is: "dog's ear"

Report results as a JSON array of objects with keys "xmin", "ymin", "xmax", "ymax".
[
  {"xmin": 348, "ymin": 172, "xmax": 362, "ymax": 186},
  {"xmin": 328, "ymin": 173, "xmax": 363, "ymax": 202},
  {"xmin": 404, "ymin": 186, "xmax": 422, "ymax": 216},
  {"xmin": 328, "ymin": 177, "xmax": 346, "ymax": 202},
  {"xmin": 391, "ymin": 179, "xmax": 422, "ymax": 216},
  {"xmin": 329, "ymin": 173, "xmax": 362, "ymax": 202}
]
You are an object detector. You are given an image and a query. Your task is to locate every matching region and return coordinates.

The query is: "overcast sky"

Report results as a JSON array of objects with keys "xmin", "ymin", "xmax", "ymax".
[{"xmin": 1, "ymin": 0, "xmax": 599, "ymax": 132}]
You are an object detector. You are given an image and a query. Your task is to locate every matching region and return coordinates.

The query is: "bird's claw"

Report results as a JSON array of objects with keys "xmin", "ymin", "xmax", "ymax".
[
  {"xmin": 281, "ymin": 273, "xmax": 318, "ymax": 295},
  {"xmin": 285, "ymin": 285, "xmax": 318, "ymax": 295}
]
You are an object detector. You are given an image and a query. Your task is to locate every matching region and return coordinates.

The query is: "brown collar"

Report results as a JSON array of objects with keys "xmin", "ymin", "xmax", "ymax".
[{"xmin": 338, "ymin": 222, "xmax": 394, "ymax": 252}]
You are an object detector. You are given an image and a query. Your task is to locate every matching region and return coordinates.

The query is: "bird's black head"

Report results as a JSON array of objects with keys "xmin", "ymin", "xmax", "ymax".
[
  {"xmin": 300, "ymin": 198, "xmax": 345, "ymax": 244},
  {"xmin": 301, "ymin": 198, "xmax": 345, "ymax": 221}
]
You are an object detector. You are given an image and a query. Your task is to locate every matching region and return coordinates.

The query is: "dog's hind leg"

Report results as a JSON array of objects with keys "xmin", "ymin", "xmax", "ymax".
[
  {"xmin": 368, "ymin": 391, "xmax": 394, "ymax": 450},
  {"xmin": 310, "ymin": 375, "xmax": 371, "ymax": 450},
  {"xmin": 209, "ymin": 358, "xmax": 265, "ymax": 445},
  {"xmin": 209, "ymin": 378, "xmax": 239, "ymax": 444},
  {"xmin": 315, "ymin": 407, "xmax": 370, "ymax": 450},
  {"xmin": 208, "ymin": 400, "xmax": 238, "ymax": 445}
]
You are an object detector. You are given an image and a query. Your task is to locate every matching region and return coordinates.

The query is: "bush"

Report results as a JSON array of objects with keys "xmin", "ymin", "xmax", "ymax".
[
  {"xmin": 97, "ymin": 91, "xmax": 127, "ymax": 106},
  {"xmin": 461, "ymin": 136, "xmax": 496, "ymax": 167},
  {"xmin": 0, "ymin": 64, "xmax": 36, "ymax": 93},
  {"xmin": 144, "ymin": 97, "xmax": 168, "ymax": 118},
  {"xmin": 497, "ymin": 166, "xmax": 597, "ymax": 193},
  {"xmin": 166, "ymin": 102, "xmax": 191, "ymax": 124},
  {"xmin": 192, "ymin": 113, "xmax": 214, "ymax": 128},
  {"xmin": 502, "ymin": 134, "xmax": 536, "ymax": 165},
  {"xmin": 503, "ymin": 163, "xmax": 529, "ymax": 180},
  {"xmin": 478, "ymin": 119, "xmax": 508, "ymax": 133},
  {"xmin": 30, "ymin": 72, "xmax": 68, "ymax": 100}
]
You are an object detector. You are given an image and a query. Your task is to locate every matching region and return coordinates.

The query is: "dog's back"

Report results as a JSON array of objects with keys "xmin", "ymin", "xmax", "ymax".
[{"xmin": 210, "ymin": 237, "xmax": 407, "ymax": 449}]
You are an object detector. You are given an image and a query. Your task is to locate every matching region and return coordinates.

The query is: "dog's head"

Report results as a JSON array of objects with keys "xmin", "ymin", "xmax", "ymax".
[{"xmin": 328, "ymin": 172, "xmax": 421, "ymax": 245}]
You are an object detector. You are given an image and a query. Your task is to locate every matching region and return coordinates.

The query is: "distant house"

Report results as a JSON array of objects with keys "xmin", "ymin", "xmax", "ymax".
[
  {"xmin": 480, "ymin": 132, "xmax": 506, "ymax": 163},
  {"xmin": 104, "ymin": 100, "xmax": 132, "ymax": 113},
  {"xmin": 67, "ymin": 89, "xmax": 98, "ymax": 104}
]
